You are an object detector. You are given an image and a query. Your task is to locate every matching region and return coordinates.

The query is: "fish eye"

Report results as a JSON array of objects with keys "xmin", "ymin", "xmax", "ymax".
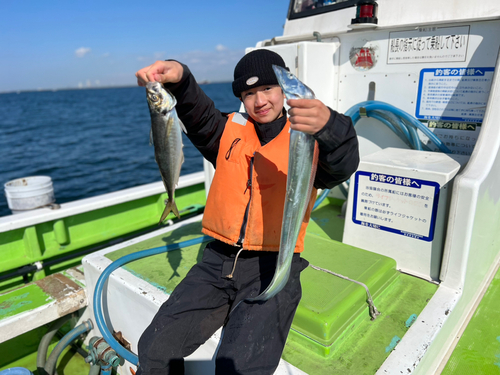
[
  {"xmin": 287, "ymin": 73, "xmax": 293, "ymax": 79},
  {"xmin": 151, "ymin": 94, "xmax": 158, "ymax": 101}
]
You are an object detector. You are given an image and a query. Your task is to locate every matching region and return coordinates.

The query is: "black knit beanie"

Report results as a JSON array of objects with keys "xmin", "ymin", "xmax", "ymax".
[{"xmin": 232, "ymin": 49, "xmax": 287, "ymax": 98}]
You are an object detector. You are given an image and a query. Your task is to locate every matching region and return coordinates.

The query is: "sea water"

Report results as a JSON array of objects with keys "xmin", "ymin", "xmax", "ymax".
[{"xmin": 0, "ymin": 84, "xmax": 240, "ymax": 217}]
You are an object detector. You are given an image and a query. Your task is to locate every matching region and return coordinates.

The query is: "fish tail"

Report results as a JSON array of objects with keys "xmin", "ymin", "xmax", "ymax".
[
  {"xmin": 158, "ymin": 198, "xmax": 181, "ymax": 225},
  {"xmin": 171, "ymin": 200, "xmax": 180, "ymax": 219}
]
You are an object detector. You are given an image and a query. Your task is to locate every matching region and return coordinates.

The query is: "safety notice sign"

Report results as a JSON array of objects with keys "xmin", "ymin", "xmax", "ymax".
[
  {"xmin": 387, "ymin": 25, "xmax": 470, "ymax": 64},
  {"xmin": 416, "ymin": 67, "xmax": 494, "ymax": 122},
  {"xmin": 352, "ymin": 171, "xmax": 440, "ymax": 241}
]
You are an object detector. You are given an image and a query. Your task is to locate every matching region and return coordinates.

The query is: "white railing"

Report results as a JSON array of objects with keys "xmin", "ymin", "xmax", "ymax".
[{"xmin": 0, "ymin": 172, "xmax": 205, "ymax": 233}]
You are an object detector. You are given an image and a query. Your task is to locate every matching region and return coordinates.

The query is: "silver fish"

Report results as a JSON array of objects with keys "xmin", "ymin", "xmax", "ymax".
[
  {"xmin": 146, "ymin": 82, "xmax": 185, "ymax": 224},
  {"xmin": 247, "ymin": 65, "xmax": 318, "ymax": 302}
]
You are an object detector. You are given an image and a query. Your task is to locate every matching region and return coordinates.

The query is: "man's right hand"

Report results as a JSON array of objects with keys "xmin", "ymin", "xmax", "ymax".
[{"xmin": 135, "ymin": 61, "xmax": 184, "ymax": 87}]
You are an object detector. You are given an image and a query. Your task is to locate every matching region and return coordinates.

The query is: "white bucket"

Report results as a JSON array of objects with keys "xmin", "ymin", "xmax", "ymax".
[
  {"xmin": 4, "ymin": 176, "xmax": 55, "ymax": 214},
  {"xmin": 0, "ymin": 368, "xmax": 34, "ymax": 375}
]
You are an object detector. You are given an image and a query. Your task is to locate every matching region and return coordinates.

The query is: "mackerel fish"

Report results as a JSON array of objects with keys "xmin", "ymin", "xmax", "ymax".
[
  {"xmin": 247, "ymin": 65, "xmax": 318, "ymax": 302},
  {"xmin": 146, "ymin": 81, "xmax": 185, "ymax": 224}
]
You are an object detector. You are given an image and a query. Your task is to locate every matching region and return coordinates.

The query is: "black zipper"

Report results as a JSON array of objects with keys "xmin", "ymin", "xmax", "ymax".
[{"xmin": 236, "ymin": 154, "xmax": 254, "ymax": 246}]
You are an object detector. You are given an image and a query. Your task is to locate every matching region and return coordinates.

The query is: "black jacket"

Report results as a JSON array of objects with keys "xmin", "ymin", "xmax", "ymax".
[{"xmin": 165, "ymin": 63, "xmax": 359, "ymax": 190}]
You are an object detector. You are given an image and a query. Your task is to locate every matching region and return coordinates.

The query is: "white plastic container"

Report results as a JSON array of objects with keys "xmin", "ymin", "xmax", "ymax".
[{"xmin": 4, "ymin": 176, "xmax": 55, "ymax": 214}]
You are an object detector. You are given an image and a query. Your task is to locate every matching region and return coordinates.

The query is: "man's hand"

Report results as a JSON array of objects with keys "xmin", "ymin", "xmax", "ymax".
[
  {"xmin": 287, "ymin": 99, "xmax": 331, "ymax": 135},
  {"xmin": 135, "ymin": 61, "xmax": 184, "ymax": 87}
]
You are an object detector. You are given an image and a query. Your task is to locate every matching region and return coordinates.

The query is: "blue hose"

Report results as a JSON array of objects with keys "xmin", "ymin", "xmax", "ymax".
[
  {"xmin": 44, "ymin": 320, "xmax": 93, "ymax": 375},
  {"xmin": 93, "ymin": 235, "xmax": 213, "ymax": 366},
  {"xmin": 325, "ymin": 100, "xmax": 451, "ymax": 201},
  {"xmin": 369, "ymin": 112, "xmax": 406, "ymax": 143},
  {"xmin": 313, "ymin": 189, "xmax": 330, "ymax": 210},
  {"xmin": 345, "ymin": 100, "xmax": 452, "ymax": 153}
]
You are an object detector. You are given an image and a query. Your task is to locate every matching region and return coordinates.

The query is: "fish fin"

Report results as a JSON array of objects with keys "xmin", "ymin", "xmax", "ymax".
[
  {"xmin": 149, "ymin": 128, "xmax": 153, "ymax": 146},
  {"xmin": 179, "ymin": 119, "xmax": 187, "ymax": 134},
  {"xmin": 168, "ymin": 90, "xmax": 177, "ymax": 107},
  {"xmin": 158, "ymin": 199, "xmax": 180, "ymax": 225},
  {"xmin": 171, "ymin": 200, "xmax": 180, "ymax": 219},
  {"xmin": 307, "ymin": 141, "xmax": 320, "ymax": 196},
  {"xmin": 172, "ymin": 153, "xmax": 184, "ymax": 188},
  {"xmin": 176, "ymin": 154, "xmax": 185, "ymax": 187},
  {"xmin": 165, "ymin": 112, "xmax": 173, "ymax": 137}
]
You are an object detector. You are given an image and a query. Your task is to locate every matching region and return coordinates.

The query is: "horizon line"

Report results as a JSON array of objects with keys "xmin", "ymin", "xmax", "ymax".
[{"xmin": 0, "ymin": 80, "xmax": 233, "ymax": 95}]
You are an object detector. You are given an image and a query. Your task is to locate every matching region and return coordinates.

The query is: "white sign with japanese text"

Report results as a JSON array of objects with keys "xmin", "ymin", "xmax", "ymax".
[
  {"xmin": 387, "ymin": 26, "xmax": 470, "ymax": 64},
  {"xmin": 352, "ymin": 171, "xmax": 440, "ymax": 241},
  {"xmin": 416, "ymin": 67, "xmax": 494, "ymax": 122}
]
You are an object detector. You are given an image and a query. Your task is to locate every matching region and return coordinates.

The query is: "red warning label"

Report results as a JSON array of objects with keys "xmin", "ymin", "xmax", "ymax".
[
  {"xmin": 349, "ymin": 40, "xmax": 379, "ymax": 71},
  {"xmin": 355, "ymin": 48, "xmax": 374, "ymax": 69}
]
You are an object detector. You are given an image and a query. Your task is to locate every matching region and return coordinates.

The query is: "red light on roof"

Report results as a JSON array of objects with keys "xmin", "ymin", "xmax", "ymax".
[{"xmin": 351, "ymin": 0, "xmax": 378, "ymax": 26}]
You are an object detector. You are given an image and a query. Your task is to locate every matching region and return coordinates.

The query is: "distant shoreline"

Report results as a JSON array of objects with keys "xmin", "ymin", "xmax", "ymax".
[{"xmin": 0, "ymin": 81, "xmax": 232, "ymax": 95}]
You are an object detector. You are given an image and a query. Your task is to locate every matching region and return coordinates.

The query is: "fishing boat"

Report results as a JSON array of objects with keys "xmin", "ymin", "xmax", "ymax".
[{"xmin": 1, "ymin": 0, "xmax": 500, "ymax": 374}]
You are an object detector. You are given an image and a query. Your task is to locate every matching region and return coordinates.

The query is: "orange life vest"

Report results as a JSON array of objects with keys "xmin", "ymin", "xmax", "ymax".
[{"xmin": 201, "ymin": 112, "xmax": 317, "ymax": 253}]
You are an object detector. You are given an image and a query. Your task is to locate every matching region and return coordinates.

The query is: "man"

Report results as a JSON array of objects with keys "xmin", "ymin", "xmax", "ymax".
[{"xmin": 135, "ymin": 49, "xmax": 359, "ymax": 374}]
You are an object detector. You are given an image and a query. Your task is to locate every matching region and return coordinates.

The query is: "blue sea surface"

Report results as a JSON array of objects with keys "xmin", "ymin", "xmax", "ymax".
[{"xmin": 0, "ymin": 83, "xmax": 240, "ymax": 217}]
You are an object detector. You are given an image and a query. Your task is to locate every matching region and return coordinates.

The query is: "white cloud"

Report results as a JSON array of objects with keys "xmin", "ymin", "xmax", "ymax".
[
  {"xmin": 136, "ymin": 52, "xmax": 165, "ymax": 63},
  {"xmin": 154, "ymin": 52, "xmax": 166, "ymax": 60},
  {"xmin": 132, "ymin": 48, "xmax": 244, "ymax": 83},
  {"xmin": 171, "ymin": 48, "xmax": 245, "ymax": 82},
  {"xmin": 75, "ymin": 47, "xmax": 91, "ymax": 58}
]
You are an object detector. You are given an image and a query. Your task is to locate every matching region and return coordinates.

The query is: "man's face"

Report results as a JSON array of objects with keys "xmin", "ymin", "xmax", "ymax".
[{"xmin": 240, "ymin": 85, "xmax": 285, "ymax": 124}]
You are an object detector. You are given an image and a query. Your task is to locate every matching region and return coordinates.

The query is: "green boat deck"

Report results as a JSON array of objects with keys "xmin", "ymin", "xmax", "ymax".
[
  {"xmin": 442, "ymin": 264, "xmax": 500, "ymax": 375},
  {"xmin": 0, "ymin": 182, "xmax": 206, "ymax": 292},
  {"xmin": 106, "ymin": 198, "xmax": 438, "ymax": 374}
]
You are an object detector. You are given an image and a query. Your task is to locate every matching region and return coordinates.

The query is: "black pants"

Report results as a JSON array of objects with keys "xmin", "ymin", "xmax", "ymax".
[{"xmin": 136, "ymin": 240, "xmax": 308, "ymax": 375}]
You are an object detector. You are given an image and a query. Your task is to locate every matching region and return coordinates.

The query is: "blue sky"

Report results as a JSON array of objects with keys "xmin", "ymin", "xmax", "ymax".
[{"xmin": 0, "ymin": 0, "xmax": 290, "ymax": 92}]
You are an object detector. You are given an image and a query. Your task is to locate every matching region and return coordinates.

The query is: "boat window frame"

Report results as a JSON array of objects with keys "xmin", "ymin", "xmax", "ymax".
[{"xmin": 287, "ymin": 0, "xmax": 358, "ymax": 20}]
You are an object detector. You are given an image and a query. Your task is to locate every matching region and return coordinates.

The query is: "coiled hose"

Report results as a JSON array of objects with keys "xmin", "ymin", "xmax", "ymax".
[
  {"xmin": 310, "ymin": 100, "xmax": 455, "ymax": 206},
  {"xmin": 345, "ymin": 100, "xmax": 452, "ymax": 153}
]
